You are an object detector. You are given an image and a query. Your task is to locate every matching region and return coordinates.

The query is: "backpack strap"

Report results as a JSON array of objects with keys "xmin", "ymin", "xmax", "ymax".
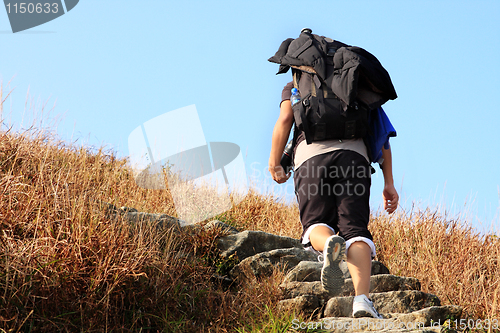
[
  {"xmin": 292, "ymin": 69, "xmax": 313, "ymax": 144},
  {"xmin": 292, "ymin": 69, "xmax": 300, "ymax": 89},
  {"xmin": 314, "ymin": 70, "xmax": 359, "ymax": 139},
  {"xmin": 293, "ymin": 66, "xmax": 360, "ymax": 142}
]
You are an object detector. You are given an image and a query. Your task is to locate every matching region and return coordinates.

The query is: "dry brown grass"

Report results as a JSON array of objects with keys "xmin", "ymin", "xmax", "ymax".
[
  {"xmin": 369, "ymin": 209, "xmax": 500, "ymax": 322},
  {"xmin": 216, "ymin": 190, "xmax": 301, "ymax": 239},
  {"xmin": 0, "ymin": 127, "xmax": 303, "ymax": 332},
  {"xmin": 0, "ymin": 120, "xmax": 498, "ymax": 331}
]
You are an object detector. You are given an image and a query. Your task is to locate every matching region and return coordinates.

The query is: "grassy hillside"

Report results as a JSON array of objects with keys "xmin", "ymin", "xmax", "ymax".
[{"xmin": 0, "ymin": 128, "xmax": 498, "ymax": 332}]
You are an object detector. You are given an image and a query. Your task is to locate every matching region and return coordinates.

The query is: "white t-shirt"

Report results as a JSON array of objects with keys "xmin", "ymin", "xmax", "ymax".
[{"xmin": 294, "ymin": 138, "xmax": 369, "ymax": 170}]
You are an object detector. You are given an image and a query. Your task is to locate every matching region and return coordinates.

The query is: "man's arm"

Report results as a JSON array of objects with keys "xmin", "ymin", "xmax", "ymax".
[
  {"xmin": 269, "ymin": 100, "xmax": 294, "ymax": 184},
  {"xmin": 381, "ymin": 145, "xmax": 399, "ymax": 214}
]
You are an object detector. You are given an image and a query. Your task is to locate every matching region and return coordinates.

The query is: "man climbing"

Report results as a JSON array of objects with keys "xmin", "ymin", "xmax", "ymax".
[{"xmin": 268, "ymin": 29, "xmax": 399, "ymax": 319}]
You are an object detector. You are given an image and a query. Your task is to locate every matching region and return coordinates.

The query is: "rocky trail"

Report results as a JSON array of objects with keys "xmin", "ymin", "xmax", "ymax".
[{"xmin": 107, "ymin": 204, "xmax": 462, "ymax": 332}]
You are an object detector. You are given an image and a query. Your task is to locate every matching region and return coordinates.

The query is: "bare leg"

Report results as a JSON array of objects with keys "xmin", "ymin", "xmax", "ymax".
[
  {"xmin": 309, "ymin": 226, "xmax": 335, "ymax": 252},
  {"xmin": 311, "ymin": 226, "xmax": 345, "ymax": 295},
  {"xmin": 346, "ymin": 241, "xmax": 372, "ymax": 296}
]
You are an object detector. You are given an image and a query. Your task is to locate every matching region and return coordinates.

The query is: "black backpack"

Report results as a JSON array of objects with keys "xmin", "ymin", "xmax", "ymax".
[{"xmin": 269, "ymin": 29, "xmax": 397, "ymax": 145}]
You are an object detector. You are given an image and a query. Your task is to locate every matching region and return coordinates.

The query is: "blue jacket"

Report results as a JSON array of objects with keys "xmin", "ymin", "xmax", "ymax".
[{"xmin": 367, "ymin": 107, "xmax": 396, "ymax": 164}]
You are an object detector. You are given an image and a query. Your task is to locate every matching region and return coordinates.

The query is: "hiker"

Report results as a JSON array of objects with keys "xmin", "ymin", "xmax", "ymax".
[{"xmin": 268, "ymin": 29, "xmax": 399, "ymax": 319}]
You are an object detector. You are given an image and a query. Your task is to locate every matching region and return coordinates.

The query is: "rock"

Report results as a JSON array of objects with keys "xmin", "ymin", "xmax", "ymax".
[
  {"xmin": 278, "ymin": 295, "xmax": 320, "ymax": 317},
  {"xmin": 387, "ymin": 305, "xmax": 463, "ymax": 328},
  {"xmin": 122, "ymin": 211, "xmax": 184, "ymax": 230},
  {"xmin": 99, "ymin": 200, "xmax": 185, "ymax": 230},
  {"xmin": 373, "ymin": 290, "xmax": 441, "ymax": 314},
  {"xmin": 319, "ymin": 305, "xmax": 462, "ymax": 332},
  {"xmin": 318, "ymin": 317, "xmax": 442, "ymax": 332},
  {"xmin": 217, "ymin": 230, "xmax": 302, "ymax": 261},
  {"xmin": 280, "ymin": 281, "xmax": 330, "ymax": 305},
  {"xmin": 283, "ymin": 261, "xmax": 323, "ymax": 283},
  {"xmin": 283, "ymin": 260, "xmax": 391, "ymax": 283},
  {"xmin": 342, "ymin": 260, "xmax": 390, "ymax": 279},
  {"xmin": 204, "ymin": 220, "xmax": 239, "ymax": 235},
  {"xmin": 324, "ymin": 291, "xmax": 441, "ymax": 318},
  {"xmin": 281, "ymin": 275, "xmax": 420, "ymax": 303},
  {"xmin": 230, "ymin": 247, "xmax": 317, "ymax": 281},
  {"xmin": 341, "ymin": 275, "xmax": 421, "ymax": 297},
  {"xmin": 371, "ymin": 260, "xmax": 391, "ymax": 276},
  {"xmin": 370, "ymin": 275, "xmax": 420, "ymax": 293}
]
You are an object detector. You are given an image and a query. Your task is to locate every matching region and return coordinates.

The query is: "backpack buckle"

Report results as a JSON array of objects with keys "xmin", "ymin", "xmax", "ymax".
[{"xmin": 345, "ymin": 121, "xmax": 356, "ymax": 138}]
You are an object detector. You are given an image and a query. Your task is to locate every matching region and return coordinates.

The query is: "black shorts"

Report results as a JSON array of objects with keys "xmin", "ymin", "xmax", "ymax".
[{"xmin": 293, "ymin": 149, "xmax": 373, "ymax": 245}]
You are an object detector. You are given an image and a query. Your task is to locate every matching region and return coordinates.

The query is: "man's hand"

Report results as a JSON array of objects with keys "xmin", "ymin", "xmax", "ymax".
[
  {"xmin": 269, "ymin": 165, "xmax": 291, "ymax": 184},
  {"xmin": 269, "ymin": 100, "xmax": 294, "ymax": 185},
  {"xmin": 382, "ymin": 183, "xmax": 399, "ymax": 214}
]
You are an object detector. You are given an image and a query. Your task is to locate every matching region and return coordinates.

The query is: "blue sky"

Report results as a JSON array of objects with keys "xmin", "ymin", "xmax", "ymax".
[{"xmin": 1, "ymin": 1, "xmax": 499, "ymax": 233}]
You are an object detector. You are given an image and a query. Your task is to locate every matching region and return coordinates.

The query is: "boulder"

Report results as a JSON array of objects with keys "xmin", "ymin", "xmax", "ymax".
[
  {"xmin": 320, "ymin": 305, "xmax": 462, "ymax": 332},
  {"xmin": 341, "ymin": 275, "xmax": 421, "ymax": 297},
  {"xmin": 372, "ymin": 290, "xmax": 441, "ymax": 314},
  {"xmin": 283, "ymin": 260, "xmax": 390, "ymax": 283},
  {"xmin": 280, "ymin": 281, "xmax": 331, "ymax": 305},
  {"xmin": 101, "ymin": 201, "xmax": 185, "ymax": 230},
  {"xmin": 318, "ymin": 317, "xmax": 438, "ymax": 333},
  {"xmin": 370, "ymin": 260, "xmax": 391, "ymax": 276},
  {"xmin": 122, "ymin": 211, "xmax": 183, "ymax": 229},
  {"xmin": 277, "ymin": 295, "xmax": 320, "ymax": 317},
  {"xmin": 369, "ymin": 274, "xmax": 420, "ymax": 293},
  {"xmin": 217, "ymin": 230, "xmax": 301, "ymax": 261},
  {"xmin": 230, "ymin": 247, "xmax": 317, "ymax": 281},
  {"xmin": 388, "ymin": 305, "xmax": 463, "ymax": 328},
  {"xmin": 283, "ymin": 261, "xmax": 323, "ymax": 283},
  {"xmin": 281, "ymin": 275, "xmax": 421, "ymax": 302},
  {"xmin": 324, "ymin": 290, "xmax": 441, "ymax": 317},
  {"xmin": 342, "ymin": 260, "xmax": 390, "ymax": 279}
]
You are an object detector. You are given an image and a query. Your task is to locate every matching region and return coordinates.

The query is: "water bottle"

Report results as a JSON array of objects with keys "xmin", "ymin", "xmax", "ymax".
[
  {"xmin": 290, "ymin": 88, "xmax": 301, "ymax": 106},
  {"xmin": 280, "ymin": 140, "xmax": 294, "ymax": 174}
]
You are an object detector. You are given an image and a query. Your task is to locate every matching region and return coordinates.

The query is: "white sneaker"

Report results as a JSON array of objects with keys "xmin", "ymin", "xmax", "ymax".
[
  {"xmin": 352, "ymin": 294, "xmax": 383, "ymax": 319},
  {"xmin": 320, "ymin": 235, "xmax": 345, "ymax": 295}
]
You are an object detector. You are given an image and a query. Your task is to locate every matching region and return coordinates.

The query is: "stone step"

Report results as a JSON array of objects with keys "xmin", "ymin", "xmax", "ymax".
[
  {"xmin": 217, "ymin": 230, "xmax": 302, "ymax": 261},
  {"xmin": 230, "ymin": 247, "xmax": 318, "ymax": 281},
  {"xmin": 279, "ymin": 289, "xmax": 440, "ymax": 320},
  {"xmin": 317, "ymin": 305, "xmax": 462, "ymax": 332},
  {"xmin": 324, "ymin": 291, "xmax": 441, "ymax": 317},
  {"xmin": 283, "ymin": 260, "xmax": 390, "ymax": 283},
  {"xmin": 384, "ymin": 305, "xmax": 462, "ymax": 328},
  {"xmin": 280, "ymin": 274, "xmax": 421, "ymax": 302},
  {"xmin": 280, "ymin": 282, "xmax": 329, "ymax": 307},
  {"xmin": 278, "ymin": 294, "xmax": 322, "ymax": 317},
  {"xmin": 300, "ymin": 319, "xmax": 439, "ymax": 333}
]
